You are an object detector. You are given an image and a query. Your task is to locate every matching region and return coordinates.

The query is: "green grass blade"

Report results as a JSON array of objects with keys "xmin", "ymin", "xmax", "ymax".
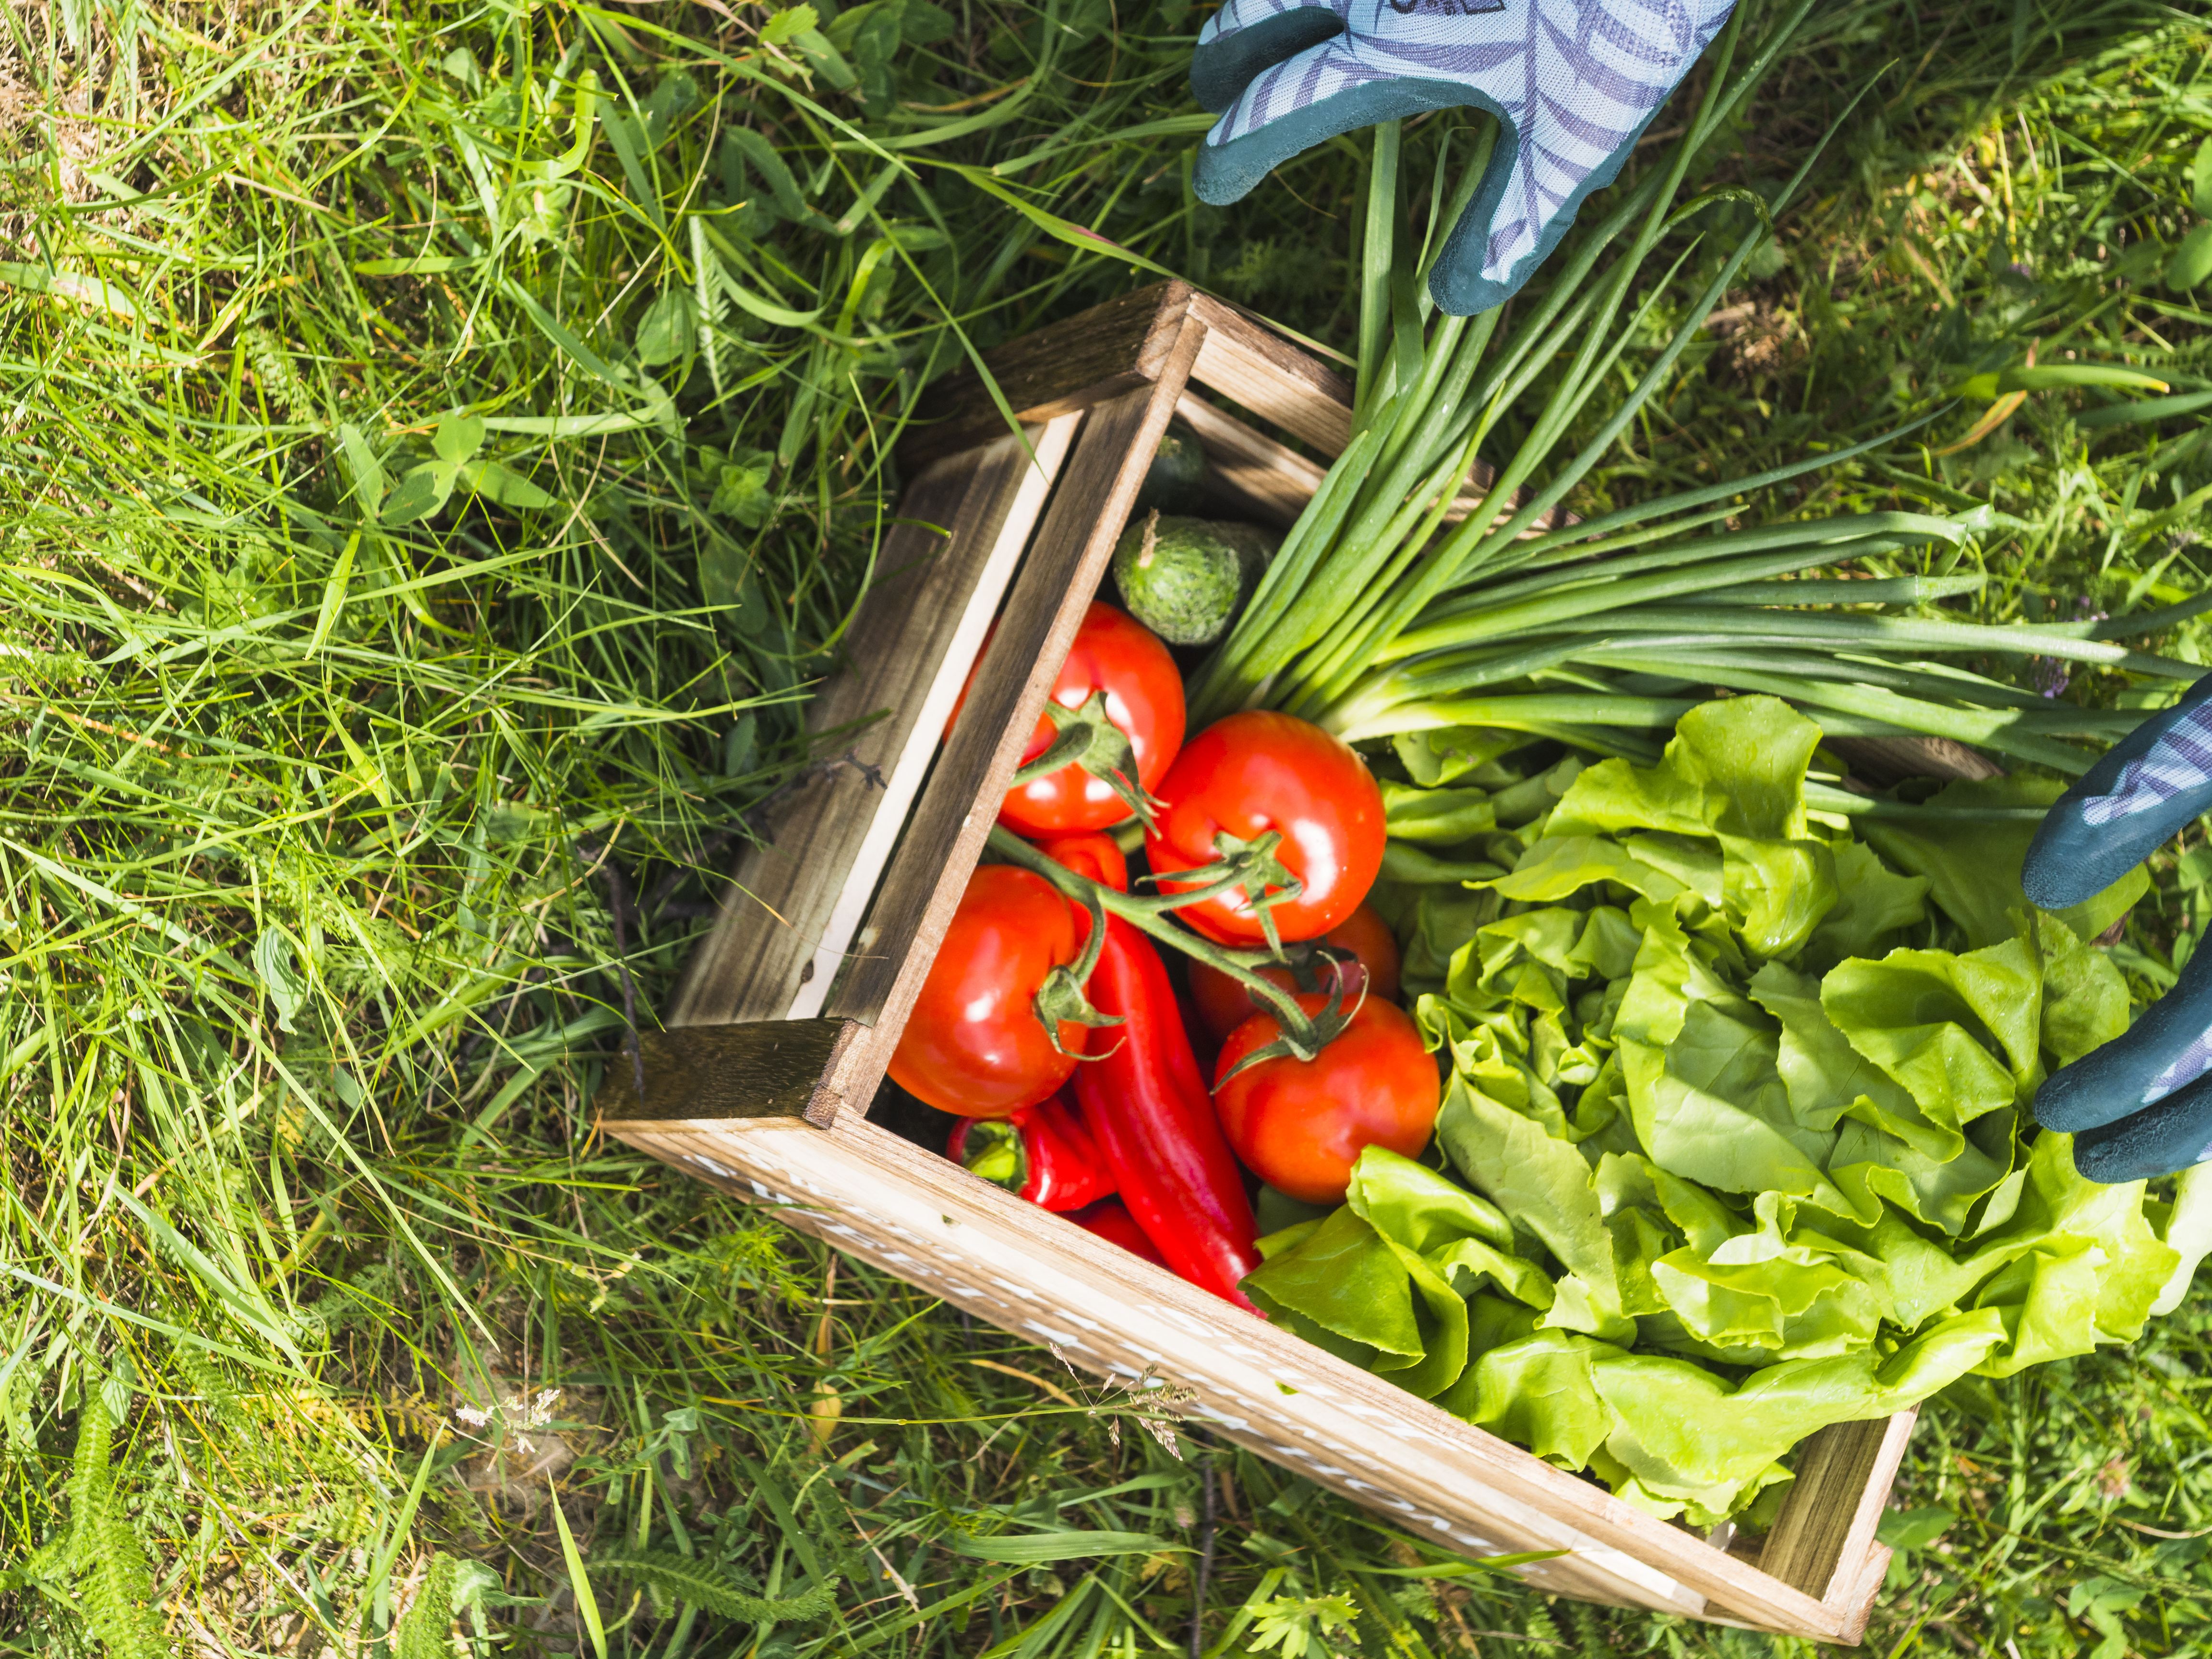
[{"xmin": 550, "ymin": 1476, "xmax": 609, "ymax": 1659}]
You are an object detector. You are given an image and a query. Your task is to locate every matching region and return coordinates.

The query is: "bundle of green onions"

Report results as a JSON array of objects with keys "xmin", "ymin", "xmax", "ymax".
[{"xmin": 1185, "ymin": 4, "xmax": 2200, "ymax": 779}]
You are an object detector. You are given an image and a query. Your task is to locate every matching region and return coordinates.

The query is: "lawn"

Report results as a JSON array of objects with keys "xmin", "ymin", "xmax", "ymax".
[{"xmin": 2, "ymin": 0, "xmax": 2212, "ymax": 1654}]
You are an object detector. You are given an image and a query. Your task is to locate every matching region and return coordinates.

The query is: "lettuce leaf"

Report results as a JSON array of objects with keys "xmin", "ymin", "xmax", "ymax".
[
  {"xmin": 1244, "ymin": 696, "xmax": 2171, "ymax": 1520},
  {"xmin": 1246, "ymin": 1147, "xmax": 1555, "ymax": 1398},
  {"xmin": 1859, "ymin": 776, "xmax": 2148, "ymax": 950}
]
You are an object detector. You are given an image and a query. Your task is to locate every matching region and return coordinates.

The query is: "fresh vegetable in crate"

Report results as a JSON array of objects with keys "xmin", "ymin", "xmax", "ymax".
[
  {"xmin": 1039, "ymin": 830, "xmax": 1265, "ymax": 1309},
  {"xmin": 947, "ymin": 1094, "xmax": 1116, "ymax": 1213},
  {"xmin": 1147, "ymin": 710, "xmax": 1386, "ymax": 947},
  {"xmin": 1187, "ymin": 901, "xmax": 1401, "ymax": 1044},
  {"xmin": 1131, "ymin": 414, "xmax": 1209, "ymax": 516},
  {"xmin": 950, "ymin": 599, "xmax": 1185, "ymax": 836},
  {"xmin": 1112, "ymin": 512, "xmax": 1278, "ymax": 648},
  {"xmin": 1070, "ymin": 1197, "xmax": 1173, "ymax": 1269},
  {"xmin": 1246, "ymin": 697, "xmax": 2212, "ymax": 1525},
  {"xmin": 886, "ymin": 865, "xmax": 1097, "ymax": 1117},
  {"xmin": 1214, "ymin": 990, "xmax": 1439, "ymax": 1204},
  {"xmin": 907, "ymin": 603, "xmax": 1411, "ymax": 1303}
]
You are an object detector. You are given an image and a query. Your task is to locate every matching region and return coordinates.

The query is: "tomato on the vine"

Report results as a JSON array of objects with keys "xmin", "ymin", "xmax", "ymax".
[
  {"xmin": 1187, "ymin": 902, "xmax": 1402, "ymax": 1044},
  {"xmin": 1144, "ymin": 711, "xmax": 1385, "ymax": 946},
  {"xmin": 889, "ymin": 866, "xmax": 1092, "ymax": 1117},
  {"xmin": 951, "ymin": 601, "xmax": 1184, "ymax": 836},
  {"xmin": 1212, "ymin": 994, "xmax": 1440, "ymax": 1205}
]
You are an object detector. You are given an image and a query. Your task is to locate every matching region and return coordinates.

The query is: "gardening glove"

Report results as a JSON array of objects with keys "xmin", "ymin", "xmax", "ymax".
[
  {"xmin": 2025, "ymin": 669, "xmax": 2212, "ymax": 1183},
  {"xmin": 1188, "ymin": 0, "xmax": 1738, "ymax": 316}
]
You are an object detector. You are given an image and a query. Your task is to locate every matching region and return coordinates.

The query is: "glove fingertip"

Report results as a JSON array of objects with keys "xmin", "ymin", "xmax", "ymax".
[
  {"xmin": 2073, "ymin": 1082, "xmax": 2212, "ymax": 1183},
  {"xmin": 2019, "ymin": 810, "xmax": 2106, "ymax": 911},
  {"xmin": 2031, "ymin": 1062, "xmax": 2121, "ymax": 1134},
  {"xmin": 1190, "ymin": 141, "xmax": 1260, "ymax": 207},
  {"xmin": 1427, "ymin": 266, "xmax": 1516, "ymax": 317}
]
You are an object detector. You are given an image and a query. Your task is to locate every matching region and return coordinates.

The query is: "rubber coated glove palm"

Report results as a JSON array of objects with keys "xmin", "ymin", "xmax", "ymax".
[
  {"xmin": 2025, "ymin": 671, "xmax": 2212, "ymax": 1182},
  {"xmin": 1189, "ymin": 0, "xmax": 1737, "ymax": 315}
]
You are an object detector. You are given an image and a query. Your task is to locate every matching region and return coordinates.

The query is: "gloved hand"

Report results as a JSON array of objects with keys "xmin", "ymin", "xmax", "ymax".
[
  {"xmin": 1189, "ymin": 0, "xmax": 1738, "ymax": 316},
  {"xmin": 2024, "ymin": 671, "xmax": 2212, "ymax": 1182}
]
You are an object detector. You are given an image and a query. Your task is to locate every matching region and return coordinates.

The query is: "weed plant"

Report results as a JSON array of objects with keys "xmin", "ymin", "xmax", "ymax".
[{"xmin": 1, "ymin": 0, "xmax": 2211, "ymax": 1655}]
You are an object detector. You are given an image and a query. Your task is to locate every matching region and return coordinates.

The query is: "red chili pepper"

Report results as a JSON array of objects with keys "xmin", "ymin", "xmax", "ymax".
[
  {"xmin": 1035, "ymin": 832, "xmax": 1261, "ymax": 1309},
  {"xmin": 946, "ymin": 1094, "xmax": 1115, "ymax": 1212},
  {"xmin": 1071, "ymin": 913, "xmax": 1262, "ymax": 1311},
  {"xmin": 1069, "ymin": 1198, "xmax": 1170, "ymax": 1269},
  {"xmin": 1038, "ymin": 831, "xmax": 1128, "ymax": 894}
]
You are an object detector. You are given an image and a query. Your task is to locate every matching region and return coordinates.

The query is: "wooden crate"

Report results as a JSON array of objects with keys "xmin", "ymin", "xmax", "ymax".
[{"xmin": 598, "ymin": 282, "xmax": 1912, "ymax": 1645}]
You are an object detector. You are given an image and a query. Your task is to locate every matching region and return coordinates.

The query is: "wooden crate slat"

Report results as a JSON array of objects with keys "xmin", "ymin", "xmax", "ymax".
[
  {"xmin": 669, "ymin": 418, "xmax": 1077, "ymax": 1030},
  {"xmin": 812, "ymin": 321, "xmax": 1209, "ymax": 1120},
  {"xmin": 900, "ymin": 282, "xmax": 1563, "ymax": 534},
  {"xmin": 1185, "ymin": 291, "xmax": 1354, "ymax": 455},
  {"xmin": 607, "ymin": 1113, "xmax": 1693, "ymax": 1618},
  {"xmin": 902, "ymin": 285, "xmax": 1200, "ymax": 466},
  {"xmin": 1176, "ymin": 384, "xmax": 1558, "ymax": 537},
  {"xmin": 1824, "ymin": 733, "xmax": 2006, "ymax": 787},
  {"xmin": 1177, "ymin": 392, "xmax": 1323, "ymax": 530},
  {"xmin": 1757, "ymin": 1409, "xmax": 1917, "ymax": 1604},
  {"xmin": 903, "ymin": 283, "xmax": 1357, "ymax": 467},
  {"xmin": 1825, "ymin": 1536, "xmax": 1898, "ymax": 1647},
  {"xmin": 597, "ymin": 1020, "xmax": 861, "ymax": 1129},
  {"xmin": 606, "ymin": 1103, "xmax": 1877, "ymax": 1644}
]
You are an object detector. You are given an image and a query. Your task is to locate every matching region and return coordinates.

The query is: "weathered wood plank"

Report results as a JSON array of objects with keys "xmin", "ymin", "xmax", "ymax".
[
  {"xmin": 601, "ymin": 1106, "xmax": 1884, "ymax": 1642},
  {"xmin": 814, "ymin": 322, "xmax": 1210, "ymax": 1121},
  {"xmin": 1178, "ymin": 392, "xmax": 1323, "ymax": 530},
  {"xmin": 1186, "ymin": 291, "xmax": 1354, "ymax": 454},
  {"xmin": 1827, "ymin": 1540, "xmax": 1896, "ymax": 1648},
  {"xmin": 596, "ymin": 1020, "xmax": 860, "ymax": 1127},
  {"xmin": 899, "ymin": 283, "xmax": 1362, "ymax": 468},
  {"xmin": 1824, "ymin": 733, "xmax": 2006, "ymax": 787},
  {"xmin": 901, "ymin": 285, "xmax": 1199, "ymax": 466},
  {"xmin": 668, "ymin": 417, "xmax": 1079, "ymax": 1030},
  {"xmin": 1178, "ymin": 386, "xmax": 1563, "ymax": 539},
  {"xmin": 1756, "ymin": 1411, "xmax": 1918, "ymax": 1605}
]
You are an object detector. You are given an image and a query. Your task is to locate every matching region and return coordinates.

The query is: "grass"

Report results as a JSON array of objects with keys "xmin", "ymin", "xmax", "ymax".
[{"xmin": 1, "ymin": 0, "xmax": 2211, "ymax": 1655}]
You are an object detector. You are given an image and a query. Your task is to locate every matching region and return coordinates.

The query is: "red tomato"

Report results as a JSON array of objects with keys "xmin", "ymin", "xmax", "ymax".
[
  {"xmin": 950, "ymin": 601, "xmax": 1184, "ymax": 836},
  {"xmin": 1212, "ymin": 994, "xmax": 1440, "ymax": 1204},
  {"xmin": 889, "ymin": 866, "xmax": 1092, "ymax": 1117},
  {"xmin": 1144, "ymin": 711, "xmax": 1385, "ymax": 946},
  {"xmin": 1188, "ymin": 903, "xmax": 1402, "ymax": 1044}
]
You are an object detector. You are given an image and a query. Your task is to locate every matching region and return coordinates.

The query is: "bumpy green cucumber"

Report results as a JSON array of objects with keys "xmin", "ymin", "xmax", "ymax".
[
  {"xmin": 1131, "ymin": 415, "xmax": 1208, "ymax": 515},
  {"xmin": 1110, "ymin": 511, "xmax": 1277, "ymax": 647}
]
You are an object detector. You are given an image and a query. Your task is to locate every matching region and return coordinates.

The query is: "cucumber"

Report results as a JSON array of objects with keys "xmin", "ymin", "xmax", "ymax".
[
  {"xmin": 1132, "ymin": 415, "xmax": 1207, "ymax": 514},
  {"xmin": 1111, "ymin": 511, "xmax": 1278, "ymax": 647}
]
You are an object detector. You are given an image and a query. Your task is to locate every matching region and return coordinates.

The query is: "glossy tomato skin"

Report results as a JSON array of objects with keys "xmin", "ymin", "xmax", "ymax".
[
  {"xmin": 1212, "ymin": 994, "xmax": 1440, "ymax": 1205},
  {"xmin": 889, "ymin": 866, "xmax": 1090, "ymax": 1117},
  {"xmin": 1187, "ymin": 903, "xmax": 1402, "ymax": 1044},
  {"xmin": 950, "ymin": 601, "xmax": 1184, "ymax": 836},
  {"xmin": 1145, "ymin": 711, "xmax": 1385, "ymax": 945}
]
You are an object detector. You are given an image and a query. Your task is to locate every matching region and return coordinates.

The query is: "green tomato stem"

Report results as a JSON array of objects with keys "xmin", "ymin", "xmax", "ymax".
[{"xmin": 987, "ymin": 826, "xmax": 1318, "ymax": 1045}]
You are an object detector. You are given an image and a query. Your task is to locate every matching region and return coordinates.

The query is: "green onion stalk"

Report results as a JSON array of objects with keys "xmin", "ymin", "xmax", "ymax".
[{"xmin": 1184, "ymin": 1, "xmax": 2203, "ymax": 781}]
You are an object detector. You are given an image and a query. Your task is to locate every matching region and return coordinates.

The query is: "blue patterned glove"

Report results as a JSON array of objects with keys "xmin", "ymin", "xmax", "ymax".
[
  {"xmin": 2025, "ymin": 671, "xmax": 2212, "ymax": 1183},
  {"xmin": 1189, "ymin": 0, "xmax": 1738, "ymax": 315}
]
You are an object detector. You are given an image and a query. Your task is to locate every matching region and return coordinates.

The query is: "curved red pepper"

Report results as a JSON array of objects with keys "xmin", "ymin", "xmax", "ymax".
[
  {"xmin": 1035, "ymin": 832, "xmax": 1261, "ymax": 1308},
  {"xmin": 947, "ymin": 1094, "xmax": 1115, "ymax": 1212},
  {"xmin": 1038, "ymin": 831, "xmax": 1129, "ymax": 894},
  {"xmin": 1070, "ymin": 1198, "xmax": 1171, "ymax": 1269},
  {"xmin": 1072, "ymin": 912, "xmax": 1262, "ymax": 1311}
]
